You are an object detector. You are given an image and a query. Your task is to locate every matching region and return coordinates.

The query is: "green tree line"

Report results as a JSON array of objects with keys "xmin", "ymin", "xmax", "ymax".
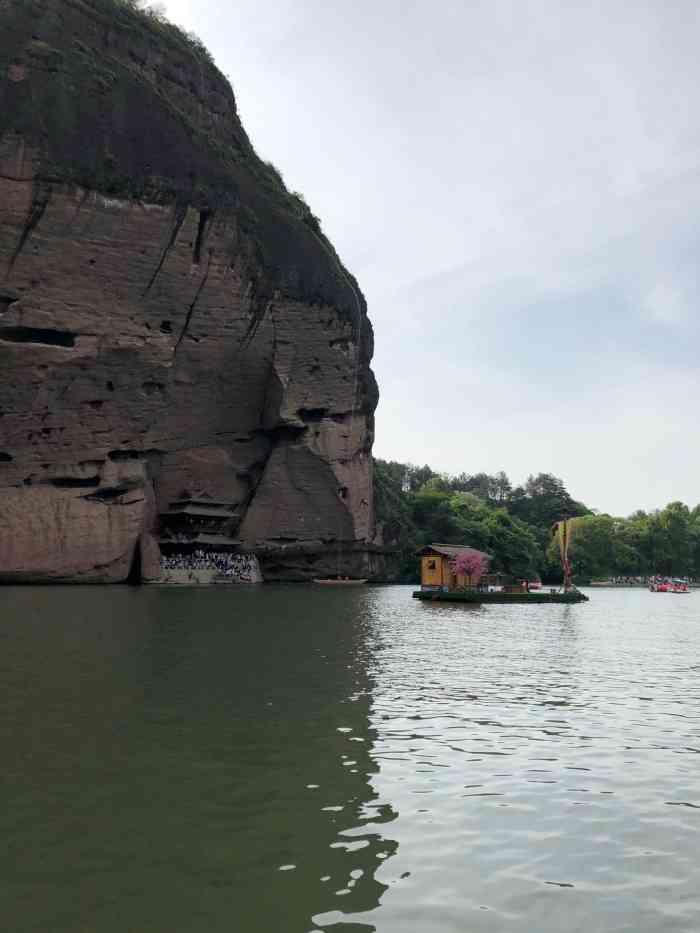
[{"xmin": 374, "ymin": 460, "xmax": 700, "ymax": 583}]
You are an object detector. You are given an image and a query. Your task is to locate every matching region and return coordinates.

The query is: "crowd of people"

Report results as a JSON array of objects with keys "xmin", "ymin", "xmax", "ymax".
[
  {"xmin": 609, "ymin": 576, "xmax": 652, "ymax": 585},
  {"xmin": 160, "ymin": 550, "xmax": 258, "ymax": 581}
]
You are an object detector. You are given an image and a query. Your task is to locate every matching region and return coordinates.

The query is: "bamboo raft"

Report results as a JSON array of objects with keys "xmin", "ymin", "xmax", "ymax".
[{"xmin": 412, "ymin": 588, "xmax": 588, "ymax": 605}]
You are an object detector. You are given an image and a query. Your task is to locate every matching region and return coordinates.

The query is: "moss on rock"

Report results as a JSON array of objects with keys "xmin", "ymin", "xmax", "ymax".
[{"xmin": 0, "ymin": 0, "xmax": 370, "ymax": 336}]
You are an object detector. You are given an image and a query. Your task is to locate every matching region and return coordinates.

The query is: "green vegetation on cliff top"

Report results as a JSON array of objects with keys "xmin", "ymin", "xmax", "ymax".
[
  {"xmin": 0, "ymin": 0, "xmax": 369, "ymax": 335},
  {"xmin": 111, "ymin": 0, "xmax": 215, "ymax": 65}
]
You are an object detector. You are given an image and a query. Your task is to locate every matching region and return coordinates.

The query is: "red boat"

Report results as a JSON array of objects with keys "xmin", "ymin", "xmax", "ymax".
[{"xmin": 650, "ymin": 578, "xmax": 690, "ymax": 593}]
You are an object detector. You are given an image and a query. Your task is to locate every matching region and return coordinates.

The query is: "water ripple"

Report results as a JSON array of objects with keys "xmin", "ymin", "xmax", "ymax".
[
  {"xmin": 353, "ymin": 586, "xmax": 700, "ymax": 932},
  {"xmin": 3, "ymin": 584, "xmax": 700, "ymax": 932}
]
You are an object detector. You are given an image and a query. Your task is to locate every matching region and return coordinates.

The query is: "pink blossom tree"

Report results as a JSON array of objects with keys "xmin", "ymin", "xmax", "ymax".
[{"xmin": 452, "ymin": 551, "xmax": 489, "ymax": 585}]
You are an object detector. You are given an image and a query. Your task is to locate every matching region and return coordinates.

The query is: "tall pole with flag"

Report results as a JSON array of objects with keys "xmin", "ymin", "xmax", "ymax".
[{"xmin": 552, "ymin": 514, "xmax": 581, "ymax": 591}]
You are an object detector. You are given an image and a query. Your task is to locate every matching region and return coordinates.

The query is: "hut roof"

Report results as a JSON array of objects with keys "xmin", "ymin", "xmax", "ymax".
[{"xmin": 417, "ymin": 543, "xmax": 491, "ymax": 560}]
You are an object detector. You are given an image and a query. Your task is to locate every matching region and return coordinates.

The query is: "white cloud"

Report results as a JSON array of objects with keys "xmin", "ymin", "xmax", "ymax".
[{"xmin": 642, "ymin": 283, "xmax": 690, "ymax": 325}]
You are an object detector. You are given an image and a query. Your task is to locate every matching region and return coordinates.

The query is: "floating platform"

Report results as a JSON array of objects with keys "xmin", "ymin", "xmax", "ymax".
[{"xmin": 412, "ymin": 589, "xmax": 589, "ymax": 605}]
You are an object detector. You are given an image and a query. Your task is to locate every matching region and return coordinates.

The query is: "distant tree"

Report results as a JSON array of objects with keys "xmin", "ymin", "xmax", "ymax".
[
  {"xmin": 445, "ymin": 470, "xmax": 512, "ymax": 503},
  {"xmin": 508, "ymin": 472, "xmax": 587, "ymax": 531},
  {"xmin": 419, "ymin": 475, "xmax": 451, "ymax": 494},
  {"xmin": 690, "ymin": 509, "xmax": 700, "ymax": 578},
  {"xmin": 564, "ymin": 515, "xmax": 617, "ymax": 580},
  {"xmin": 447, "ymin": 472, "xmax": 472, "ymax": 493},
  {"xmin": 373, "ymin": 460, "xmax": 418, "ymax": 542},
  {"xmin": 410, "ymin": 487, "xmax": 462, "ymax": 543},
  {"xmin": 492, "ymin": 470, "xmax": 512, "ymax": 503},
  {"xmin": 372, "ymin": 459, "xmax": 699, "ymax": 585},
  {"xmin": 463, "ymin": 472, "xmax": 493, "ymax": 500},
  {"xmin": 659, "ymin": 501, "xmax": 691, "ymax": 575},
  {"xmin": 481, "ymin": 507, "xmax": 540, "ymax": 576},
  {"xmin": 407, "ymin": 464, "xmax": 437, "ymax": 492}
]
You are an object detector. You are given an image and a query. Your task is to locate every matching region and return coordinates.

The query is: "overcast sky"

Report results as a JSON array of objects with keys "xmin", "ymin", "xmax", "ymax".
[{"xmin": 161, "ymin": 0, "xmax": 699, "ymax": 515}]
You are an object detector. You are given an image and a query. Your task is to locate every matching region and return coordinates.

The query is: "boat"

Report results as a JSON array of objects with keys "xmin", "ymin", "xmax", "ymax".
[
  {"xmin": 313, "ymin": 578, "xmax": 367, "ymax": 585},
  {"xmin": 650, "ymin": 578, "xmax": 690, "ymax": 593},
  {"xmin": 411, "ymin": 526, "xmax": 589, "ymax": 605}
]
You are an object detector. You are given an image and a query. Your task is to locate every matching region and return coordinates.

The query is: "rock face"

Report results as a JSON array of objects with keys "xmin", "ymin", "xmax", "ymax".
[{"xmin": 0, "ymin": 0, "xmax": 379, "ymax": 582}]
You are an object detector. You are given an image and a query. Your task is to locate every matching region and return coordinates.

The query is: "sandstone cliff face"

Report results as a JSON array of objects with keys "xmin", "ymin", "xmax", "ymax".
[{"xmin": 0, "ymin": 0, "xmax": 379, "ymax": 582}]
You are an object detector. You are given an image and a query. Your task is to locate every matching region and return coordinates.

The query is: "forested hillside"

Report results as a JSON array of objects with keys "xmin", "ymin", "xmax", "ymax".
[{"xmin": 374, "ymin": 461, "xmax": 700, "ymax": 583}]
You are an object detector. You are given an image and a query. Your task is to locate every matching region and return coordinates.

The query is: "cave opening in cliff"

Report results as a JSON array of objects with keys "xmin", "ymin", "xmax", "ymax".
[
  {"xmin": 127, "ymin": 539, "xmax": 142, "ymax": 585},
  {"xmin": 50, "ymin": 476, "xmax": 100, "ymax": 488},
  {"xmin": 298, "ymin": 407, "xmax": 329, "ymax": 423},
  {"xmin": 108, "ymin": 449, "xmax": 142, "ymax": 462},
  {"xmin": 0, "ymin": 326, "xmax": 76, "ymax": 347},
  {"xmin": 193, "ymin": 210, "xmax": 211, "ymax": 265}
]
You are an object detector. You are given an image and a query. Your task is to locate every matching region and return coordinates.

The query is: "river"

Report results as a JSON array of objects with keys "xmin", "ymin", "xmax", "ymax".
[{"xmin": 2, "ymin": 585, "xmax": 699, "ymax": 932}]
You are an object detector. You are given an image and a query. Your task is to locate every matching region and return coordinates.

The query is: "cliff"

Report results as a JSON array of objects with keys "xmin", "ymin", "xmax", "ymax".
[{"xmin": 0, "ymin": 0, "xmax": 380, "ymax": 582}]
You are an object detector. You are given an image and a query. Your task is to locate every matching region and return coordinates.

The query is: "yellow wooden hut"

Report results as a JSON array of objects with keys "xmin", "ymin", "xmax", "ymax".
[{"xmin": 418, "ymin": 543, "xmax": 492, "ymax": 592}]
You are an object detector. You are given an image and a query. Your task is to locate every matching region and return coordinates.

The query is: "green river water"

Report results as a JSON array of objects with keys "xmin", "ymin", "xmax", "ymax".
[{"xmin": 1, "ymin": 584, "xmax": 699, "ymax": 932}]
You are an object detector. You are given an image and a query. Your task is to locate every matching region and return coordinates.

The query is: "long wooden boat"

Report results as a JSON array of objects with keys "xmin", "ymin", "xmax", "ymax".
[
  {"xmin": 313, "ymin": 578, "xmax": 367, "ymax": 585},
  {"xmin": 412, "ymin": 588, "xmax": 588, "ymax": 605}
]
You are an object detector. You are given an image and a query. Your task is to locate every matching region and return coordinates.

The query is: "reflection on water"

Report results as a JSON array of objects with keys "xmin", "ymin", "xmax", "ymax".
[
  {"xmin": 0, "ymin": 586, "xmax": 397, "ymax": 933},
  {"xmin": 2, "ymin": 585, "xmax": 700, "ymax": 932}
]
